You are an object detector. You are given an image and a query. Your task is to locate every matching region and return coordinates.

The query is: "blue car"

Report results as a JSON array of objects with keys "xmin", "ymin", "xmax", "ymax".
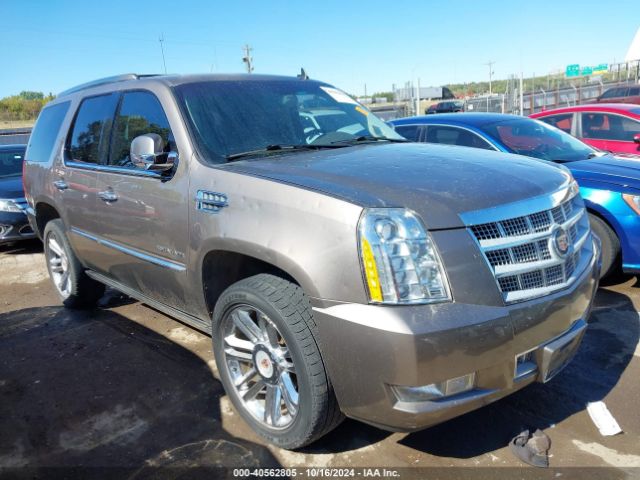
[{"xmin": 389, "ymin": 113, "xmax": 640, "ymax": 278}]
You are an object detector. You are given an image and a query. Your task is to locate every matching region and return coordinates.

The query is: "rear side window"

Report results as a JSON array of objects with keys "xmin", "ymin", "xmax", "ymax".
[
  {"xmin": 600, "ymin": 88, "xmax": 624, "ymax": 99},
  {"xmin": 394, "ymin": 125, "xmax": 421, "ymax": 141},
  {"xmin": 26, "ymin": 102, "xmax": 70, "ymax": 163},
  {"xmin": 109, "ymin": 91, "xmax": 175, "ymax": 168},
  {"xmin": 540, "ymin": 113, "xmax": 573, "ymax": 133},
  {"xmin": 425, "ymin": 125, "xmax": 493, "ymax": 150},
  {"xmin": 629, "ymin": 87, "xmax": 640, "ymax": 96},
  {"xmin": 67, "ymin": 93, "xmax": 118, "ymax": 164}
]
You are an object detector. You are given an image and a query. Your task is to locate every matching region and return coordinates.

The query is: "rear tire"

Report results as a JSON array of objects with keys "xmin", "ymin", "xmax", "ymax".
[
  {"xmin": 43, "ymin": 219, "xmax": 105, "ymax": 308},
  {"xmin": 212, "ymin": 274, "xmax": 343, "ymax": 449},
  {"xmin": 588, "ymin": 213, "xmax": 620, "ymax": 279}
]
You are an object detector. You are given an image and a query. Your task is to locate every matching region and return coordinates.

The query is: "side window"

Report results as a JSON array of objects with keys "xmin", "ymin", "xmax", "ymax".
[
  {"xmin": 26, "ymin": 101, "xmax": 70, "ymax": 163},
  {"xmin": 629, "ymin": 87, "xmax": 640, "ymax": 96},
  {"xmin": 620, "ymin": 117, "xmax": 640, "ymax": 139},
  {"xmin": 109, "ymin": 91, "xmax": 175, "ymax": 168},
  {"xmin": 0, "ymin": 148, "xmax": 25, "ymax": 177},
  {"xmin": 600, "ymin": 88, "xmax": 622, "ymax": 99},
  {"xmin": 540, "ymin": 113, "xmax": 573, "ymax": 133},
  {"xmin": 582, "ymin": 113, "xmax": 617, "ymax": 140},
  {"xmin": 67, "ymin": 94, "xmax": 119, "ymax": 164},
  {"xmin": 394, "ymin": 125, "xmax": 421, "ymax": 141},
  {"xmin": 424, "ymin": 126, "xmax": 491, "ymax": 150}
]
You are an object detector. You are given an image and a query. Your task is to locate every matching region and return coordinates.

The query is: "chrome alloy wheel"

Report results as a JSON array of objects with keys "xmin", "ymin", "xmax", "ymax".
[
  {"xmin": 46, "ymin": 232, "xmax": 71, "ymax": 298},
  {"xmin": 221, "ymin": 305, "xmax": 299, "ymax": 429}
]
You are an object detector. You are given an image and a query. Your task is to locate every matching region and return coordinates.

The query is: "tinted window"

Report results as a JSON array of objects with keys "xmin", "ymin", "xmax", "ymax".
[
  {"xmin": 109, "ymin": 91, "xmax": 174, "ymax": 168},
  {"xmin": 394, "ymin": 125, "xmax": 421, "ymax": 141},
  {"xmin": 425, "ymin": 126, "xmax": 493, "ymax": 150},
  {"xmin": 0, "ymin": 148, "xmax": 25, "ymax": 177},
  {"xmin": 174, "ymin": 80, "xmax": 402, "ymax": 162},
  {"xmin": 476, "ymin": 117, "xmax": 594, "ymax": 162},
  {"xmin": 26, "ymin": 102, "xmax": 70, "ymax": 163},
  {"xmin": 540, "ymin": 113, "xmax": 573, "ymax": 133},
  {"xmin": 629, "ymin": 87, "xmax": 640, "ymax": 96},
  {"xmin": 581, "ymin": 113, "xmax": 640, "ymax": 141},
  {"xmin": 67, "ymin": 94, "xmax": 118, "ymax": 164},
  {"xmin": 600, "ymin": 88, "xmax": 624, "ymax": 99}
]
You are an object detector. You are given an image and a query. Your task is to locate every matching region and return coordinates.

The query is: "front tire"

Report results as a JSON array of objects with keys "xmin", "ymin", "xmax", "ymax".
[
  {"xmin": 43, "ymin": 219, "xmax": 105, "ymax": 308},
  {"xmin": 212, "ymin": 274, "xmax": 343, "ymax": 449},
  {"xmin": 588, "ymin": 213, "xmax": 620, "ymax": 279}
]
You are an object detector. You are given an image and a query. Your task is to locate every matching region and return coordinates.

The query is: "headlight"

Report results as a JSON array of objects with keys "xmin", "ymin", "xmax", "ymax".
[
  {"xmin": 622, "ymin": 193, "xmax": 640, "ymax": 215},
  {"xmin": 358, "ymin": 208, "xmax": 451, "ymax": 304},
  {"xmin": 0, "ymin": 199, "xmax": 23, "ymax": 213}
]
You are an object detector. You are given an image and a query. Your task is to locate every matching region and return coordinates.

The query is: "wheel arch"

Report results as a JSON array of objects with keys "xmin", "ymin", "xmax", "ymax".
[
  {"xmin": 34, "ymin": 201, "xmax": 62, "ymax": 238},
  {"xmin": 200, "ymin": 248, "xmax": 316, "ymax": 319}
]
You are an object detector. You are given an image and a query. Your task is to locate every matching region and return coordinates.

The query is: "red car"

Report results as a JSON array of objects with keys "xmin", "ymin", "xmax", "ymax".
[{"xmin": 531, "ymin": 104, "xmax": 640, "ymax": 156}]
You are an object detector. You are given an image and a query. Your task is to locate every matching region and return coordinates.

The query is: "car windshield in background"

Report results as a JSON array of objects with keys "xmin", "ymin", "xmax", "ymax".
[
  {"xmin": 477, "ymin": 118, "xmax": 595, "ymax": 162},
  {"xmin": 0, "ymin": 149, "xmax": 25, "ymax": 178},
  {"xmin": 174, "ymin": 80, "xmax": 403, "ymax": 162}
]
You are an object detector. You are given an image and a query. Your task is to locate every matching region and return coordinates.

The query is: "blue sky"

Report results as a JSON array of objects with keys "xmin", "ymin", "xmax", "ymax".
[{"xmin": 1, "ymin": 0, "xmax": 638, "ymax": 98}]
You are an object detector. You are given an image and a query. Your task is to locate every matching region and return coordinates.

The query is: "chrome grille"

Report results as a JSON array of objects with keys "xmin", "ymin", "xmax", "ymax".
[{"xmin": 467, "ymin": 192, "xmax": 593, "ymax": 303}]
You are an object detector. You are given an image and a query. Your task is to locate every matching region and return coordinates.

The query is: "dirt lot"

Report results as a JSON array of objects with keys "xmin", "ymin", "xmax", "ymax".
[{"xmin": 1, "ymin": 240, "xmax": 639, "ymax": 479}]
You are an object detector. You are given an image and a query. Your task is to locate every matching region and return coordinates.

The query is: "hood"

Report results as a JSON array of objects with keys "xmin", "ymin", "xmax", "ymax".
[
  {"xmin": 0, "ymin": 176, "xmax": 24, "ymax": 199},
  {"xmin": 568, "ymin": 155, "xmax": 640, "ymax": 191},
  {"xmin": 225, "ymin": 143, "xmax": 570, "ymax": 229}
]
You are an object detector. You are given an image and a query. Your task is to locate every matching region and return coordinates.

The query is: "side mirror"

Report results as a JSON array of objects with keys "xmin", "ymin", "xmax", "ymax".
[
  {"xmin": 130, "ymin": 133, "xmax": 177, "ymax": 173},
  {"xmin": 634, "ymin": 133, "xmax": 640, "ymax": 144}
]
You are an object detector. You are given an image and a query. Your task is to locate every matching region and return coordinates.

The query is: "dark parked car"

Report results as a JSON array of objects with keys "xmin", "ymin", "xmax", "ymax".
[
  {"xmin": 390, "ymin": 113, "xmax": 640, "ymax": 278},
  {"xmin": 0, "ymin": 144, "xmax": 36, "ymax": 244},
  {"xmin": 592, "ymin": 85, "xmax": 640, "ymax": 105},
  {"xmin": 426, "ymin": 100, "xmax": 464, "ymax": 114}
]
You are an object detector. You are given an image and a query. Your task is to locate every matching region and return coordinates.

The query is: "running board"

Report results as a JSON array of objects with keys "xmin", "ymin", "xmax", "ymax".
[{"xmin": 85, "ymin": 270, "xmax": 211, "ymax": 334}]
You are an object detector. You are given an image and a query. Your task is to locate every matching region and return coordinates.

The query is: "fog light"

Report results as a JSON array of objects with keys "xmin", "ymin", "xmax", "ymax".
[
  {"xmin": 515, "ymin": 350, "xmax": 538, "ymax": 380},
  {"xmin": 391, "ymin": 373, "xmax": 476, "ymax": 402}
]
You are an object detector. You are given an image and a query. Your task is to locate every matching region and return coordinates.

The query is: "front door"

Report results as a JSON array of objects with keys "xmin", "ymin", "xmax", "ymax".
[
  {"xmin": 92, "ymin": 90, "xmax": 190, "ymax": 312},
  {"xmin": 580, "ymin": 111, "xmax": 640, "ymax": 155}
]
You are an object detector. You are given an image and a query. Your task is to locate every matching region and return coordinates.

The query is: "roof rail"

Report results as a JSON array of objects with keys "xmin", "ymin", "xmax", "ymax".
[{"xmin": 58, "ymin": 73, "xmax": 160, "ymax": 97}]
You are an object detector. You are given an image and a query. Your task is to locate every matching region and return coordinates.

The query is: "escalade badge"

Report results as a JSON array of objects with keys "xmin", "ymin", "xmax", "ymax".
[{"xmin": 552, "ymin": 227, "xmax": 570, "ymax": 257}]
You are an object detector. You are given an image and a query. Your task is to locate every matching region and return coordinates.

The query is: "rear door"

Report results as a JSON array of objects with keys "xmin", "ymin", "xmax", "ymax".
[
  {"xmin": 92, "ymin": 89, "xmax": 190, "ymax": 311},
  {"xmin": 62, "ymin": 93, "xmax": 119, "ymax": 267}
]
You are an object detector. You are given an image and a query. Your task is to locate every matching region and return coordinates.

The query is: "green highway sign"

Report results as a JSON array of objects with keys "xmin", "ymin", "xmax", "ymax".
[{"xmin": 566, "ymin": 64, "xmax": 580, "ymax": 77}]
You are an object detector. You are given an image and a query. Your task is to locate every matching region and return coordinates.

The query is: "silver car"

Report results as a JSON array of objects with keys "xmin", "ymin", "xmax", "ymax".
[{"xmin": 23, "ymin": 73, "xmax": 601, "ymax": 449}]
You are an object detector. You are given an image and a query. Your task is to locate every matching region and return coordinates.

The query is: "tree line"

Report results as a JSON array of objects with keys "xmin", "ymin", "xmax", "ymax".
[{"xmin": 0, "ymin": 91, "xmax": 55, "ymax": 122}]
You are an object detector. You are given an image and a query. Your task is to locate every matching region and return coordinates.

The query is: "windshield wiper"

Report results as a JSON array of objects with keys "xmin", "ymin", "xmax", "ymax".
[
  {"xmin": 330, "ymin": 135, "xmax": 409, "ymax": 145},
  {"xmin": 226, "ymin": 144, "xmax": 343, "ymax": 162}
]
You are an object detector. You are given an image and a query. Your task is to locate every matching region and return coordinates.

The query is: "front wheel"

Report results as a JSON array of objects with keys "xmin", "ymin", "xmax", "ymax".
[
  {"xmin": 212, "ymin": 274, "xmax": 343, "ymax": 449},
  {"xmin": 588, "ymin": 213, "xmax": 620, "ymax": 279}
]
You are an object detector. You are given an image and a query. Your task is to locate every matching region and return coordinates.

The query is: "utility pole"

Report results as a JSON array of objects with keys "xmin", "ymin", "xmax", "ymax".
[
  {"xmin": 484, "ymin": 61, "xmax": 495, "ymax": 95},
  {"xmin": 519, "ymin": 71, "xmax": 524, "ymax": 116},
  {"xmin": 242, "ymin": 45, "xmax": 254, "ymax": 73},
  {"xmin": 159, "ymin": 34, "xmax": 167, "ymax": 74}
]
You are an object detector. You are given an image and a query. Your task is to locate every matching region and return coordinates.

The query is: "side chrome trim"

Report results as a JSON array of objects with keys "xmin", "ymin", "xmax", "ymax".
[
  {"xmin": 65, "ymin": 161, "xmax": 166, "ymax": 179},
  {"xmin": 70, "ymin": 227, "xmax": 186, "ymax": 272},
  {"xmin": 459, "ymin": 180, "xmax": 577, "ymax": 226}
]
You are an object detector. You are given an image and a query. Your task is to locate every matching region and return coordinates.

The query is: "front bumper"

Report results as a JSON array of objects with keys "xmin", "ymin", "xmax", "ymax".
[
  {"xmin": 0, "ymin": 211, "xmax": 36, "ymax": 244},
  {"xmin": 311, "ymin": 238, "xmax": 600, "ymax": 432}
]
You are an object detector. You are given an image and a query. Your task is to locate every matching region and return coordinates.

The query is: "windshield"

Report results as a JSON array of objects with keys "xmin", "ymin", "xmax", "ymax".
[
  {"xmin": 476, "ymin": 117, "xmax": 595, "ymax": 162},
  {"xmin": 0, "ymin": 148, "xmax": 25, "ymax": 178},
  {"xmin": 174, "ymin": 80, "xmax": 403, "ymax": 162}
]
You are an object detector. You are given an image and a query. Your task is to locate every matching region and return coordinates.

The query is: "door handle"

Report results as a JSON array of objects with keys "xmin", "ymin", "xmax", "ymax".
[
  {"xmin": 98, "ymin": 190, "xmax": 118, "ymax": 202},
  {"xmin": 53, "ymin": 180, "xmax": 68, "ymax": 191}
]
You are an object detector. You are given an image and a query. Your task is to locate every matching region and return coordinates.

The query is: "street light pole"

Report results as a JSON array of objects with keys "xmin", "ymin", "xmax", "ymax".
[{"xmin": 485, "ymin": 61, "xmax": 495, "ymax": 95}]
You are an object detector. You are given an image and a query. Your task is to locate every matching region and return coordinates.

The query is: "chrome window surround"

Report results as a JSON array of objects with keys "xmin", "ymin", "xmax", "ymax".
[
  {"xmin": 461, "ymin": 182, "xmax": 593, "ymax": 304},
  {"xmin": 64, "ymin": 160, "xmax": 168, "ymax": 179}
]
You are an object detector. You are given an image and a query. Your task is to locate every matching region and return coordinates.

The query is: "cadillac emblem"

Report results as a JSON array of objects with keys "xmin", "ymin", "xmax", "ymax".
[{"xmin": 552, "ymin": 227, "xmax": 570, "ymax": 257}]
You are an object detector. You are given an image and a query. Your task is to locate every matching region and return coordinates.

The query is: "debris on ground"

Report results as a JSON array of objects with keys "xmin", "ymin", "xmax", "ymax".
[
  {"xmin": 587, "ymin": 401, "xmax": 623, "ymax": 436},
  {"xmin": 509, "ymin": 429, "xmax": 552, "ymax": 468}
]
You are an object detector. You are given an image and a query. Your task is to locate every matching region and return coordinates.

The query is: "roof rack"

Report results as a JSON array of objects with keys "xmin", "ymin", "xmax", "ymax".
[{"xmin": 58, "ymin": 74, "xmax": 161, "ymax": 97}]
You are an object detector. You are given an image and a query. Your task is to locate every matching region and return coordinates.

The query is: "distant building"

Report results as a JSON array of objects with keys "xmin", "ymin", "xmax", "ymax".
[{"xmin": 626, "ymin": 27, "xmax": 640, "ymax": 62}]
